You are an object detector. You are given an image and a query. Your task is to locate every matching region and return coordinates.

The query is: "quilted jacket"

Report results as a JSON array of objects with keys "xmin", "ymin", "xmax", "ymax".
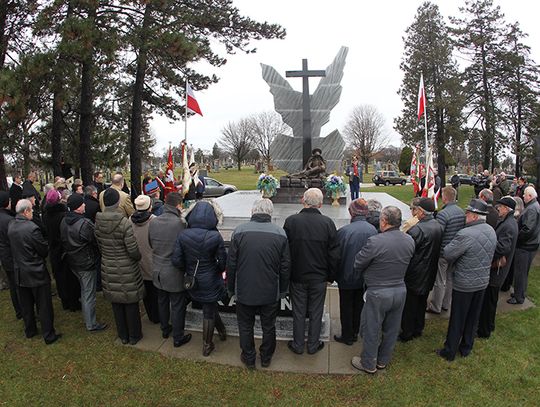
[
  {"xmin": 436, "ymin": 201, "xmax": 465, "ymax": 254},
  {"xmin": 95, "ymin": 208, "xmax": 144, "ymax": 304},
  {"xmin": 443, "ymin": 219, "xmax": 497, "ymax": 292},
  {"xmin": 172, "ymin": 201, "xmax": 226, "ymax": 303}
]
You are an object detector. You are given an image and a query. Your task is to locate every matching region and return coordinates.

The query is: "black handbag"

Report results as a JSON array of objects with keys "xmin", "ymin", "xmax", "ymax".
[{"xmin": 184, "ymin": 259, "xmax": 199, "ymax": 290}]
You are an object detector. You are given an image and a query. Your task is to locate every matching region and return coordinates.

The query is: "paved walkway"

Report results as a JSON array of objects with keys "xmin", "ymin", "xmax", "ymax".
[{"xmin": 128, "ymin": 287, "xmax": 534, "ymax": 374}]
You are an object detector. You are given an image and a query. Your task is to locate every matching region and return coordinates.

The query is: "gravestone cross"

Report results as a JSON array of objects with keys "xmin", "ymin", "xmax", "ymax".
[{"xmin": 286, "ymin": 59, "xmax": 326, "ymax": 168}]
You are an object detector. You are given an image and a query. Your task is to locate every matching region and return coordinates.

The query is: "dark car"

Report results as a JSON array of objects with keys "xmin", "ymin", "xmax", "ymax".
[
  {"xmin": 203, "ymin": 177, "xmax": 237, "ymax": 197},
  {"xmin": 448, "ymin": 174, "xmax": 473, "ymax": 185},
  {"xmin": 372, "ymin": 171, "xmax": 407, "ymax": 186}
]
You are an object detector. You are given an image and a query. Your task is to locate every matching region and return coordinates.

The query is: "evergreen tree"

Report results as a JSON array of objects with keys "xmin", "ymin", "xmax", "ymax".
[
  {"xmin": 451, "ymin": 0, "xmax": 507, "ymax": 171},
  {"xmin": 395, "ymin": 1, "xmax": 464, "ymax": 186}
]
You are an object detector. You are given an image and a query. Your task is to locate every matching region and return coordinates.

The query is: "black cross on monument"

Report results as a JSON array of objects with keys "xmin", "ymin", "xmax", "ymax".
[{"xmin": 286, "ymin": 59, "xmax": 326, "ymax": 168}]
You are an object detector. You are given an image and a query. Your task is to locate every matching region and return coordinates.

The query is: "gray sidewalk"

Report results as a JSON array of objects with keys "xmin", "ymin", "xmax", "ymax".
[{"xmin": 127, "ymin": 286, "xmax": 534, "ymax": 374}]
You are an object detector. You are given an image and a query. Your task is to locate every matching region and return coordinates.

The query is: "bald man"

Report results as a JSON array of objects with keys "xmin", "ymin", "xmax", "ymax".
[{"xmin": 99, "ymin": 174, "xmax": 134, "ymax": 218}]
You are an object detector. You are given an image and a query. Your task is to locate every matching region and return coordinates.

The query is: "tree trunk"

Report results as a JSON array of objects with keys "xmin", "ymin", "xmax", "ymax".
[
  {"xmin": 129, "ymin": 4, "xmax": 153, "ymax": 201},
  {"xmin": 0, "ymin": 148, "xmax": 7, "ymax": 191},
  {"xmin": 515, "ymin": 68, "xmax": 522, "ymax": 177},
  {"xmin": 51, "ymin": 2, "xmax": 74, "ymax": 177},
  {"xmin": 78, "ymin": 4, "xmax": 97, "ymax": 186}
]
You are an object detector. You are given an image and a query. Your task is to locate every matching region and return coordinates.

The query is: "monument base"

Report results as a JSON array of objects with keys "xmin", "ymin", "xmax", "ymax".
[{"xmin": 271, "ymin": 186, "xmax": 346, "ymax": 205}]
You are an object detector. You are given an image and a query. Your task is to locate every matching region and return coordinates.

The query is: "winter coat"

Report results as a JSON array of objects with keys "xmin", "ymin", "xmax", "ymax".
[
  {"xmin": 130, "ymin": 211, "xmax": 155, "ymax": 281},
  {"xmin": 99, "ymin": 184, "xmax": 135, "ymax": 218},
  {"xmin": 405, "ymin": 215, "xmax": 443, "ymax": 295},
  {"xmin": 0, "ymin": 208, "xmax": 15, "ymax": 273},
  {"xmin": 8, "ymin": 214, "xmax": 49, "ymax": 287},
  {"xmin": 151, "ymin": 199, "xmax": 164, "ymax": 217},
  {"xmin": 366, "ymin": 210, "xmax": 381, "ymax": 232},
  {"xmin": 227, "ymin": 213, "xmax": 290, "ymax": 306},
  {"xmin": 172, "ymin": 201, "xmax": 226, "ymax": 303},
  {"xmin": 148, "ymin": 204, "xmax": 186, "ymax": 292},
  {"xmin": 486, "ymin": 204, "xmax": 498, "ymax": 229},
  {"xmin": 517, "ymin": 199, "xmax": 540, "ymax": 251},
  {"xmin": 283, "ymin": 207, "xmax": 339, "ymax": 283},
  {"xmin": 436, "ymin": 201, "xmax": 465, "ymax": 253},
  {"xmin": 84, "ymin": 195, "xmax": 100, "ymax": 224},
  {"xmin": 60, "ymin": 212, "xmax": 99, "ymax": 272},
  {"xmin": 489, "ymin": 211, "xmax": 518, "ymax": 287},
  {"xmin": 95, "ymin": 208, "xmax": 144, "ymax": 304},
  {"xmin": 43, "ymin": 202, "xmax": 68, "ymax": 261},
  {"xmin": 335, "ymin": 215, "xmax": 377, "ymax": 289},
  {"xmin": 354, "ymin": 227, "xmax": 415, "ymax": 290},
  {"xmin": 9, "ymin": 183, "xmax": 22, "ymax": 213},
  {"xmin": 443, "ymin": 219, "xmax": 497, "ymax": 292}
]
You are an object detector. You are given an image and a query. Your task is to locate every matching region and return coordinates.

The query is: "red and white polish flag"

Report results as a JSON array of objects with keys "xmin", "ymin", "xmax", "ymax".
[
  {"xmin": 417, "ymin": 73, "xmax": 426, "ymax": 121},
  {"xmin": 186, "ymin": 82, "xmax": 203, "ymax": 116}
]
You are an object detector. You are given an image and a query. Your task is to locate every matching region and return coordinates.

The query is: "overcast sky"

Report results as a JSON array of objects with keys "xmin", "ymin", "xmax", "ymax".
[{"xmin": 150, "ymin": 0, "xmax": 540, "ymax": 156}]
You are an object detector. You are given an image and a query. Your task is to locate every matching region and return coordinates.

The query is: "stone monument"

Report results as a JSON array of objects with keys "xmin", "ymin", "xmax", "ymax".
[
  {"xmin": 261, "ymin": 46, "xmax": 348, "ymax": 204},
  {"xmin": 261, "ymin": 46, "xmax": 348, "ymax": 174}
]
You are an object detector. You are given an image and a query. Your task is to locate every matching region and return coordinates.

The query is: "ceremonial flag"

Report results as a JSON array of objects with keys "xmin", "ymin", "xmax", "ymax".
[
  {"xmin": 186, "ymin": 82, "xmax": 203, "ymax": 116},
  {"xmin": 410, "ymin": 145, "xmax": 420, "ymax": 195},
  {"xmin": 164, "ymin": 144, "xmax": 175, "ymax": 197},
  {"xmin": 422, "ymin": 146, "xmax": 437, "ymax": 208},
  {"xmin": 417, "ymin": 73, "xmax": 426, "ymax": 121},
  {"xmin": 182, "ymin": 141, "xmax": 192, "ymax": 197}
]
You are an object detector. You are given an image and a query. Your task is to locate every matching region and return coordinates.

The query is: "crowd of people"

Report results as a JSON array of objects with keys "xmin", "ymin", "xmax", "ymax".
[{"xmin": 0, "ymin": 170, "xmax": 539, "ymax": 373}]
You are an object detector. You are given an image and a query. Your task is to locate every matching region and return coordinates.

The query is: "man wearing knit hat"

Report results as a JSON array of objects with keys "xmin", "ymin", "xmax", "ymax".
[
  {"xmin": 60, "ymin": 194, "xmax": 107, "ymax": 332},
  {"xmin": 334, "ymin": 198, "xmax": 377, "ymax": 345},
  {"xmin": 400, "ymin": 198, "xmax": 443, "ymax": 342},
  {"xmin": 0, "ymin": 191, "xmax": 22, "ymax": 319},
  {"xmin": 477, "ymin": 196, "xmax": 518, "ymax": 338},
  {"xmin": 436, "ymin": 199, "xmax": 497, "ymax": 361}
]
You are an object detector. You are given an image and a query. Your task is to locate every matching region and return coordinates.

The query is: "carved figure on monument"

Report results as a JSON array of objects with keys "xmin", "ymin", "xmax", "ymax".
[
  {"xmin": 261, "ymin": 46, "xmax": 348, "ymax": 175},
  {"xmin": 290, "ymin": 148, "xmax": 327, "ymax": 179}
]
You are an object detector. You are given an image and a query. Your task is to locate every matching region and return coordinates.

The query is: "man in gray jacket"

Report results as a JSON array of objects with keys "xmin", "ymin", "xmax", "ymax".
[
  {"xmin": 508, "ymin": 186, "xmax": 540, "ymax": 304},
  {"xmin": 351, "ymin": 206, "xmax": 415, "ymax": 374},
  {"xmin": 427, "ymin": 186, "xmax": 465, "ymax": 314},
  {"xmin": 148, "ymin": 192, "xmax": 192, "ymax": 347},
  {"xmin": 437, "ymin": 199, "xmax": 497, "ymax": 361}
]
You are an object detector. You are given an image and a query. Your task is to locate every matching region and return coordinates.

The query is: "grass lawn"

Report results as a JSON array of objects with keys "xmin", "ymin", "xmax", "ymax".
[{"xmin": 2, "ymin": 171, "xmax": 538, "ymax": 405}]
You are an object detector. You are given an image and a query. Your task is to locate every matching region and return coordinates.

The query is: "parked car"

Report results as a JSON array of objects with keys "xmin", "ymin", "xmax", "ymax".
[
  {"xmin": 203, "ymin": 177, "xmax": 237, "ymax": 197},
  {"xmin": 448, "ymin": 174, "xmax": 473, "ymax": 185},
  {"xmin": 372, "ymin": 171, "xmax": 407, "ymax": 186}
]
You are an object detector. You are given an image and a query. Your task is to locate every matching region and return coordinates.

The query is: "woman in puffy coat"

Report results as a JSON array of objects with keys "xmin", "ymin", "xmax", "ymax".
[
  {"xmin": 172, "ymin": 201, "xmax": 227, "ymax": 356},
  {"xmin": 95, "ymin": 188, "xmax": 145, "ymax": 345}
]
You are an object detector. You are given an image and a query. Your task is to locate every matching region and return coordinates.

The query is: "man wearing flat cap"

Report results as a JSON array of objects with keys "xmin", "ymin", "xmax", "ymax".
[
  {"xmin": 60, "ymin": 194, "xmax": 107, "ymax": 332},
  {"xmin": 400, "ymin": 198, "xmax": 443, "ymax": 342},
  {"xmin": 436, "ymin": 199, "xmax": 497, "ymax": 361},
  {"xmin": 477, "ymin": 196, "xmax": 518, "ymax": 338}
]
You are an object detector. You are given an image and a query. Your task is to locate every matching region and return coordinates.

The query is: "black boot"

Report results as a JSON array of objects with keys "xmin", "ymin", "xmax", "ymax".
[
  {"xmin": 214, "ymin": 312, "xmax": 227, "ymax": 341},
  {"xmin": 202, "ymin": 319, "xmax": 215, "ymax": 357}
]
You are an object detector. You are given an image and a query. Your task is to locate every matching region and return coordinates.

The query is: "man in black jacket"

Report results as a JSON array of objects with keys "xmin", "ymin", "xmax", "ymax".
[
  {"xmin": 83, "ymin": 185, "xmax": 100, "ymax": 224},
  {"xmin": 400, "ymin": 198, "xmax": 443, "ymax": 342},
  {"xmin": 227, "ymin": 198, "xmax": 290, "ymax": 369},
  {"xmin": 478, "ymin": 197, "xmax": 518, "ymax": 337},
  {"xmin": 60, "ymin": 194, "xmax": 107, "ymax": 332},
  {"xmin": 283, "ymin": 188, "xmax": 339, "ymax": 355},
  {"xmin": 9, "ymin": 174, "xmax": 23, "ymax": 212},
  {"xmin": 508, "ymin": 186, "xmax": 540, "ymax": 304},
  {"xmin": 0, "ymin": 191, "xmax": 21, "ymax": 319},
  {"xmin": 8, "ymin": 199, "xmax": 61, "ymax": 344}
]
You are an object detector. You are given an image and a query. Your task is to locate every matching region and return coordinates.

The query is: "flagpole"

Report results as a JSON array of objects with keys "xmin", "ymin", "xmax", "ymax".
[{"xmin": 184, "ymin": 79, "xmax": 188, "ymax": 143}]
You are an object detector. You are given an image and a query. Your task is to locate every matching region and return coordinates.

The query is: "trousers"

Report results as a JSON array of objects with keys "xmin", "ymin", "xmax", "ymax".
[
  {"xmin": 338, "ymin": 287, "xmax": 363, "ymax": 341},
  {"xmin": 111, "ymin": 302, "xmax": 142, "ymax": 342},
  {"xmin": 17, "ymin": 282, "xmax": 57, "ymax": 343},
  {"xmin": 143, "ymin": 280, "xmax": 160, "ymax": 324},
  {"xmin": 290, "ymin": 280, "xmax": 327, "ymax": 353},
  {"xmin": 236, "ymin": 301, "xmax": 279, "ymax": 363},
  {"xmin": 360, "ymin": 286, "xmax": 406, "ymax": 371},
  {"xmin": 400, "ymin": 291, "xmax": 429, "ymax": 340},
  {"xmin": 477, "ymin": 285, "xmax": 499, "ymax": 338},
  {"xmin": 72, "ymin": 269, "xmax": 97, "ymax": 330},
  {"xmin": 429, "ymin": 257, "xmax": 452, "ymax": 313},
  {"xmin": 157, "ymin": 289, "xmax": 188, "ymax": 341},
  {"xmin": 442, "ymin": 289, "xmax": 484, "ymax": 360},
  {"xmin": 512, "ymin": 248, "xmax": 536, "ymax": 303}
]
